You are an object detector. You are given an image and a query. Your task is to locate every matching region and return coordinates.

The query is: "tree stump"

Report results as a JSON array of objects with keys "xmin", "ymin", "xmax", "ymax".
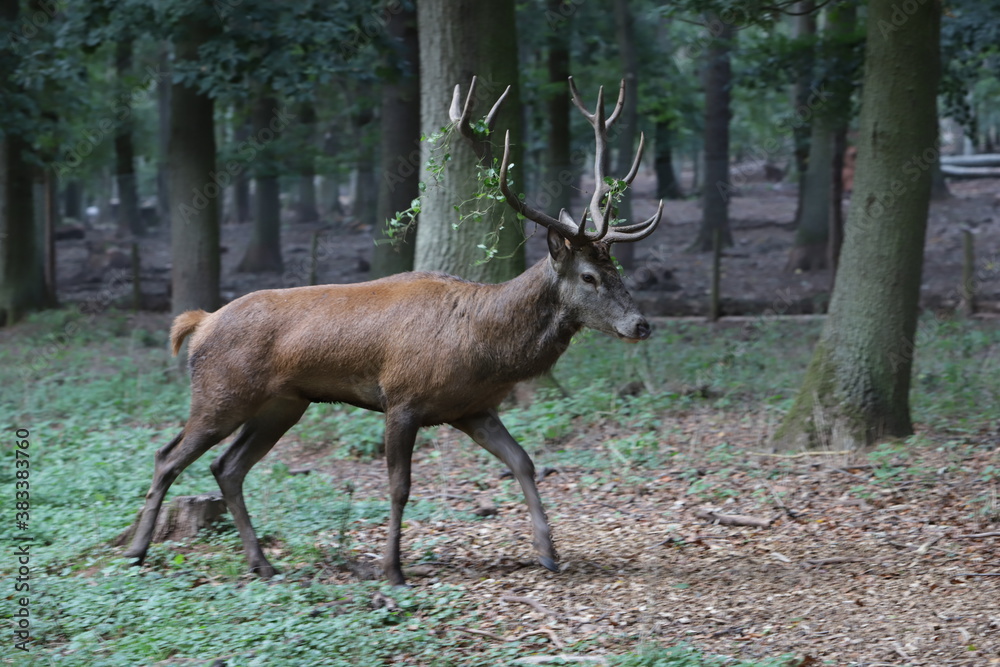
[{"xmin": 114, "ymin": 493, "xmax": 227, "ymax": 546}]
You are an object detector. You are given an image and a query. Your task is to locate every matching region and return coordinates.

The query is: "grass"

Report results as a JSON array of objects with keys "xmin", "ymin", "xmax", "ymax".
[{"xmin": 1, "ymin": 306, "xmax": 997, "ymax": 665}]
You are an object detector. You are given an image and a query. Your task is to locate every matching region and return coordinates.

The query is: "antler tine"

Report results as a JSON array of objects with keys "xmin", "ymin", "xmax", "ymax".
[
  {"xmin": 498, "ymin": 130, "xmax": 579, "ymax": 237},
  {"xmin": 449, "ymin": 83, "xmax": 464, "ymax": 123},
  {"xmin": 624, "ymin": 132, "xmax": 646, "ymax": 185},
  {"xmin": 587, "ymin": 85, "xmax": 613, "ymax": 242},
  {"xmin": 603, "ymin": 200, "xmax": 664, "ymax": 244},
  {"xmin": 484, "ymin": 85, "xmax": 512, "ymax": 133},
  {"xmin": 605, "ymin": 79, "xmax": 627, "ymax": 128},
  {"xmin": 568, "ymin": 76, "xmax": 595, "ymax": 122}
]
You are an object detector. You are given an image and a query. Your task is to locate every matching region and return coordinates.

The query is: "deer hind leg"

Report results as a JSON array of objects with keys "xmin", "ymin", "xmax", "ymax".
[
  {"xmin": 210, "ymin": 397, "xmax": 309, "ymax": 578},
  {"xmin": 123, "ymin": 411, "xmax": 243, "ymax": 563},
  {"xmin": 383, "ymin": 408, "xmax": 421, "ymax": 586},
  {"xmin": 452, "ymin": 409, "xmax": 558, "ymax": 573}
]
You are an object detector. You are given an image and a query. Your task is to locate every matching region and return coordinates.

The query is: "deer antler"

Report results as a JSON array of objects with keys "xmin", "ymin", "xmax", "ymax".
[
  {"xmin": 499, "ymin": 77, "xmax": 663, "ymax": 246},
  {"xmin": 450, "ymin": 76, "xmax": 511, "ymax": 162}
]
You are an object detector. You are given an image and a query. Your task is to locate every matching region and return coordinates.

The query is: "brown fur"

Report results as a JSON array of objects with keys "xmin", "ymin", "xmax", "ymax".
[{"xmin": 170, "ymin": 310, "xmax": 208, "ymax": 355}]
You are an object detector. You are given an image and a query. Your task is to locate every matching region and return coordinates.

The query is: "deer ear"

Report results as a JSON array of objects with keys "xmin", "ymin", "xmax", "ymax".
[{"xmin": 546, "ymin": 227, "xmax": 571, "ymax": 264}]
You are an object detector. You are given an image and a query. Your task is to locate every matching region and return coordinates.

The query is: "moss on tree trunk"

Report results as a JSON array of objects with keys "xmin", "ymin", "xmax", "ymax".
[{"xmin": 773, "ymin": 0, "xmax": 939, "ymax": 452}]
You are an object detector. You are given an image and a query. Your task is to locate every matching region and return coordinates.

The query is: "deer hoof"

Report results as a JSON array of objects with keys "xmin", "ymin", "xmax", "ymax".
[{"xmin": 539, "ymin": 556, "xmax": 559, "ymax": 573}]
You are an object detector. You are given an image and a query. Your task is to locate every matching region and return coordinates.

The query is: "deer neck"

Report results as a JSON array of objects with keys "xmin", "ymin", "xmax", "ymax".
[{"xmin": 468, "ymin": 258, "xmax": 580, "ymax": 382}]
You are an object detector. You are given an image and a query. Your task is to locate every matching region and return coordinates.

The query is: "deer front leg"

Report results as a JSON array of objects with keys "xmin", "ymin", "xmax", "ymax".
[
  {"xmin": 383, "ymin": 408, "xmax": 421, "ymax": 586},
  {"xmin": 452, "ymin": 409, "xmax": 558, "ymax": 573}
]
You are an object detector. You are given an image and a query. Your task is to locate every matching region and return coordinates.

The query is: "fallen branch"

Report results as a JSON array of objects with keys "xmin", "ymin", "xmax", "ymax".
[
  {"xmin": 694, "ymin": 509, "xmax": 775, "ymax": 528},
  {"xmin": 955, "ymin": 572, "xmax": 1000, "ymax": 577},
  {"xmin": 956, "ymin": 531, "xmax": 1000, "ymax": 539},
  {"xmin": 456, "ymin": 626, "xmax": 565, "ymax": 648},
  {"xmin": 501, "ymin": 595, "xmax": 563, "ymax": 621},
  {"xmin": 514, "ymin": 655, "xmax": 607, "ymax": 665}
]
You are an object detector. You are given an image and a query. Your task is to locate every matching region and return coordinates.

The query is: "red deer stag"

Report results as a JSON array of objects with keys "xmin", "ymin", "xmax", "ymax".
[{"xmin": 123, "ymin": 77, "xmax": 663, "ymax": 586}]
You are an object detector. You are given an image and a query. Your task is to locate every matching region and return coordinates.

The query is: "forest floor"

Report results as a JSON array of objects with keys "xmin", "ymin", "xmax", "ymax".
[
  {"xmin": 56, "ymin": 175, "xmax": 1000, "ymax": 317},
  {"xmin": 270, "ymin": 412, "xmax": 1000, "ymax": 667},
  {"xmin": 3, "ymin": 309, "xmax": 997, "ymax": 666}
]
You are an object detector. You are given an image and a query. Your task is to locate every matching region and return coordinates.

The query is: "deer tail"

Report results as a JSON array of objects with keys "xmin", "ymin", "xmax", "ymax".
[{"xmin": 170, "ymin": 310, "xmax": 208, "ymax": 356}]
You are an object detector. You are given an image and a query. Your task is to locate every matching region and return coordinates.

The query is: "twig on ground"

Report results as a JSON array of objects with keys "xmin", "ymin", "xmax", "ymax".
[
  {"xmin": 956, "ymin": 531, "xmax": 1000, "ymax": 539},
  {"xmin": 829, "ymin": 468, "xmax": 869, "ymax": 482},
  {"xmin": 954, "ymin": 572, "xmax": 1000, "ymax": 577},
  {"xmin": 501, "ymin": 595, "xmax": 564, "ymax": 621},
  {"xmin": 916, "ymin": 534, "xmax": 945, "ymax": 554},
  {"xmin": 513, "ymin": 655, "xmax": 607, "ymax": 665},
  {"xmin": 695, "ymin": 508, "xmax": 775, "ymax": 528},
  {"xmin": 804, "ymin": 557, "xmax": 869, "ymax": 567},
  {"xmin": 456, "ymin": 626, "xmax": 565, "ymax": 647}
]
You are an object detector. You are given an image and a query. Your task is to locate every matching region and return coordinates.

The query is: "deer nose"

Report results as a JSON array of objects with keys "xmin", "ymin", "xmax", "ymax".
[{"xmin": 634, "ymin": 319, "xmax": 651, "ymax": 340}]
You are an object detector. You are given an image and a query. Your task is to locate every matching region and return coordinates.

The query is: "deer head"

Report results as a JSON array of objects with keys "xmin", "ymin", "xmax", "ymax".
[{"xmin": 451, "ymin": 76, "xmax": 664, "ymax": 342}]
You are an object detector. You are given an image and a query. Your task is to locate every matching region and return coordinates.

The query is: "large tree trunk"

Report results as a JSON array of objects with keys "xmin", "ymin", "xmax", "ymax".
[
  {"xmin": 169, "ymin": 29, "xmax": 220, "ymax": 315},
  {"xmin": 414, "ymin": 0, "xmax": 525, "ymax": 283},
  {"xmin": 0, "ymin": 0, "xmax": 45, "ymax": 325},
  {"xmin": 115, "ymin": 40, "xmax": 143, "ymax": 238},
  {"xmin": 772, "ymin": 0, "xmax": 940, "ymax": 452},
  {"xmin": 238, "ymin": 94, "xmax": 284, "ymax": 273},
  {"xmin": 297, "ymin": 102, "xmax": 320, "ymax": 224},
  {"xmin": 790, "ymin": 1, "xmax": 816, "ymax": 230},
  {"xmin": 371, "ymin": 3, "xmax": 420, "ymax": 278},
  {"xmin": 612, "ymin": 0, "xmax": 640, "ymax": 269},
  {"xmin": 542, "ymin": 0, "xmax": 572, "ymax": 215},
  {"xmin": 351, "ymin": 107, "xmax": 378, "ymax": 229},
  {"xmin": 694, "ymin": 18, "xmax": 734, "ymax": 251}
]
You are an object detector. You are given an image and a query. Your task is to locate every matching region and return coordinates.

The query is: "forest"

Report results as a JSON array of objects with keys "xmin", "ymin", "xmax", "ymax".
[{"xmin": 1, "ymin": 0, "xmax": 999, "ymax": 665}]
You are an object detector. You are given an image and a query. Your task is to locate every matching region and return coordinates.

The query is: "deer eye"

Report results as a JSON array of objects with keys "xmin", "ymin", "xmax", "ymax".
[{"xmin": 581, "ymin": 273, "xmax": 597, "ymax": 285}]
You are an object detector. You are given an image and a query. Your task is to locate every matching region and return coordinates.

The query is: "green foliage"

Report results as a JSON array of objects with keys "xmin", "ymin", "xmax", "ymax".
[{"xmin": 610, "ymin": 644, "xmax": 794, "ymax": 666}]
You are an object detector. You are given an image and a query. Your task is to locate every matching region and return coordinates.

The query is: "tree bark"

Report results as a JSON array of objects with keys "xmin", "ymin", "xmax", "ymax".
[
  {"xmin": 169, "ymin": 26, "xmax": 220, "ymax": 315},
  {"xmin": 613, "ymin": 0, "xmax": 640, "ymax": 269},
  {"xmin": 773, "ymin": 0, "xmax": 940, "ymax": 451},
  {"xmin": 0, "ymin": 0, "xmax": 45, "ymax": 325},
  {"xmin": 297, "ymin": 102, "xmax": 320, "ymax": 223},
  {"xmin": 372, "ymin": 2, "xmax": 420, "ymax": 278},
  {"xmin": 790, "ymin": 1, "xmax": 816, "ymax": 230},
  {"xmin": 694, "ymin": 18, "xmax": 734, "ymax": 251},
  {"xmin": 238, "ymin": 94, "xmax": 284, "ymax": 273},
  {"xmin": 414, "ymin": 0, "xmax": 525, "ymax": 283},
  {"xmin": 351, "ymin": 107, "xmax": 378, "ymax": 229},
  {"xmin": 115, "ymin": 40, "xmax": 143, "ymax": 238}
]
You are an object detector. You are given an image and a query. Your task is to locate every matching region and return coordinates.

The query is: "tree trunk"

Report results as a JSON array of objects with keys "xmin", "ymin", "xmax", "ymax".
[
  {"xmin": 655, "ymin": 119, "xmax": 682, "ymax": 199},
  {"xmin": 612, "ymin": 0, "xmax": 640, "ymax": 269},
  {"xmin": 321, "ymin": 124, "xmax": 344, "ymax": 218},
  {"xmin": 787, "ymin": 2, "xmax": 856, "ymax": 271},
  {"xmin": 414, "ymin": 0, "xmax": 525, "ymax": 283},
  {"xmin": 297, "ymin": 102, "xmax": 320, "ymax": 223},
  {"xmin": 157, "ymin": 42, "xmax": 171, "ymax": 227},
  {"xmin": 0, "ymin": 0, "xmax": 45, "ymax": 325},
  {"xmin": 169, "ymin": 28, "xmax": 220, "ymax": 315},
  {"xmin": 787, "ymin": 118, "xmax": 834, "ymax": 270},
  {"xmin": 115, "ymin": 40, "xmax": 143, "ymax": 238},
  {"xmin": 233, "ymin": 118, "xmax": 251, "ymax": 223},
  {"xmin": 543, "ymin": 0, "xmax": 572, "ymax": 215},
  {"xmin": 772, "ymin": 0, "xmax": 940, "ymax": 452},
  {"xmin": 372, "ymin": 3, "xmax": 420, "ymax": 278},
  {"xmin": 238, "ymin": 94, "xmax": 284, "ymax": 273},
  {"xmin": 694, "ymin": 18, "xmax": 734, "ymax": 251},
  {"xmin": 790, "ymin": 1, "xmax": 816, "ymax": 229},
  {"xmin": 351, "ymin": 106, "xmax": 378, "ymax": 229},
  {"xmin": 64, "ymin": 179, "xmax": 82, "ymax": 220},
  {"xmin": 930, "ymin": 156, "xmax": 950, "ymax": 200}
]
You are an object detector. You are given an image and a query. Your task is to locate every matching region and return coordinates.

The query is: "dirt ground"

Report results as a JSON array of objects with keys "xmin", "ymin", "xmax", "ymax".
[
  {"xmin": 56, "ymin": 175, "xmax": 1000, "ymax": 317},
  {"xmin": 263, "ymin": 412, "xmax": 1000, "ymax": 666}
]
